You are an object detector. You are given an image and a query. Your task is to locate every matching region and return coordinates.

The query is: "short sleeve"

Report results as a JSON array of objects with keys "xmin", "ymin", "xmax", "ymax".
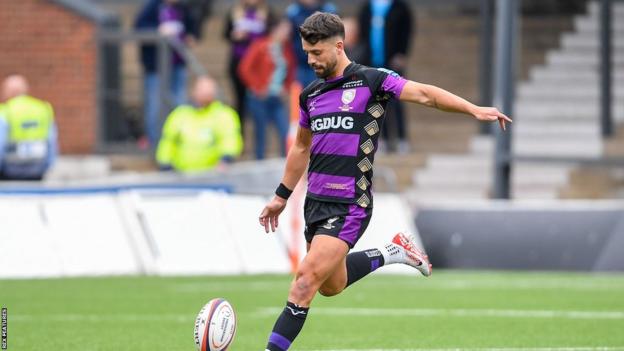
[
  {"xmin": 298, "ymin": 107, "xmax": 310, "ymax": 129},
  {"xmin": 378, "ymin": 68, "xmax": 408, "ymax": 98},
  {"xmin": 364, "ymin": 67, "xmax": 408, "ymax": 99}
]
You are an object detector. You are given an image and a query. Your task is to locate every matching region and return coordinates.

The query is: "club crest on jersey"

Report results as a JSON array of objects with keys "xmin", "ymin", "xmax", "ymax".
[{"xmin": 339, "ymin": 89, "xmax": 356, "ymax": 111}]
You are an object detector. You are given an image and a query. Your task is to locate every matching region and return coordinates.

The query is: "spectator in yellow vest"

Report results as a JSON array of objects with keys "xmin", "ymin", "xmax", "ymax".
[
  {"xmin": 0, "ymin": 75, "xmax": 58, "ymax": 181},
  {"xmin": 156, "ymin": 76, "xmax": 243, "ymax": 172}
]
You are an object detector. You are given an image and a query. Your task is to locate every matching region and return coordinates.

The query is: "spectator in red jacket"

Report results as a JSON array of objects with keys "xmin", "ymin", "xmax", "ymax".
[{"xmin": 238, "ymin": 19, "xmax": 296, "ymax": 160}]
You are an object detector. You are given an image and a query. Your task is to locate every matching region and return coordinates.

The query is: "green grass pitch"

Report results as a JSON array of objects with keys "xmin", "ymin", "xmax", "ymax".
[{"xmin": 1, "ymin": 270, "xmax": 624, "ymax": 350}]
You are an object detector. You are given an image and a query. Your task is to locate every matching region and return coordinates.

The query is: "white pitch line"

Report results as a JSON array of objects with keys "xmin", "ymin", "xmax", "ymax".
[
  {"xmin": 256, "ymin": 307, "xmax": 624, "ymax": 320},
  {"xmin": 10, "ymin": 314, "xmax": 192, "ymax": 323},
  {"xmin": 306, "ymin": 348, "xmax": 624, "ymax": 351}
]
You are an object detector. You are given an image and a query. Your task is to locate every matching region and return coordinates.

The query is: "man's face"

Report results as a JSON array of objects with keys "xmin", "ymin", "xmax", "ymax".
[
  {"xmin": 302, "ymin": 37, "xmax": 342, "ymax": 79},
  {"xmin": 192, "ymin": 78, "xmax": 216, "ymax": 106}
]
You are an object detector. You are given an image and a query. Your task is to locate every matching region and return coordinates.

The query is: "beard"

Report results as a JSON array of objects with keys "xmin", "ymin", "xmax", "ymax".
[{"xmin": 311, "ymin": 58, "xmax": 338, "ymax": 79}]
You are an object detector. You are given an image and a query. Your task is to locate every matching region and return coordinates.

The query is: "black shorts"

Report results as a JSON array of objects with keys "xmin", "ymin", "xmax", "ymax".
[{"xmin": 303, "ymin": 197, "xmax": 373, "ymax": 248}]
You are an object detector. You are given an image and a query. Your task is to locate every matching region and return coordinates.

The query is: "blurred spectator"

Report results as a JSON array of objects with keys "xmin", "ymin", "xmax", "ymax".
[
  {"xmin": 223, "ymin": 0, "xmax": 275, "ymax": 134},
  {"xmin": 286, "ymin": 0, "xmax": 337, "ymax": 87},
  {"xmin": 135, "ymin": 0, "xmax": 197, "ymax": 149},
  {"xmin": 342, "ymin": 17, "xmax": 365, "ymax": 64},
  {"xmin": 358, "ymin": 0, "xmax": 413, "ymax": 154},
  {"xmin": 238, "ymin": 19, "xmax": 295, "ymax": 160},
  {"xmin": 156, "ymin": 76, "xmax": 243, "ymax": 172},
  {"xmin": 183, "ymin": 0, "xmax": 212, "ymax": 39},
  {"xmin": 0, "ymin": 75, "xmax": 57, "ymax": 181}
]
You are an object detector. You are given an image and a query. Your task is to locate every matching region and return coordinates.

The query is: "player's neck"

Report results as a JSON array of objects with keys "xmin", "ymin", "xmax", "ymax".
[{"xmin": 326, "ymin": 58, "xmax": 352, "ymax": 81}]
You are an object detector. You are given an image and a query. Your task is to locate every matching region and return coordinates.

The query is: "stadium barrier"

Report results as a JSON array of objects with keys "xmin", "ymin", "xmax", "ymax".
[
  {"xmin": 416, "ymin": 201, "xmax": 624, "ymax": 272},
  {"xmin": 0, "ymin": 189, "xmax": 420, "ymax": 278}
]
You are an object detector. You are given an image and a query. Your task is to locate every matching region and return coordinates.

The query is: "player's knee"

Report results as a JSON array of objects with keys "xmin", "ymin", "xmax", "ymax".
[{"xmin": 290, "ymin": 267, "xmax": 323, "ymax": 302}]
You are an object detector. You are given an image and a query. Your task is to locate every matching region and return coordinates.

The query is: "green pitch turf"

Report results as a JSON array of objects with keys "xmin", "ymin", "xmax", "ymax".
[{"xmin": 1, "ymin": 270, "xmax": 624, "ymax": 351}]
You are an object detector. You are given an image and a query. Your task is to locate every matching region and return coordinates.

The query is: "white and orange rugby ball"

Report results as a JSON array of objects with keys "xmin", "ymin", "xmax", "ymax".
[{"xmin": 194, "ymin": 298, "xmax": 237, "ymax": 351}]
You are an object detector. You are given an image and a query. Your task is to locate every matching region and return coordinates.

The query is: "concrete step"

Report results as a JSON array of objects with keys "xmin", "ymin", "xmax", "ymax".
[
  {"xmin": 512, "ymin": 123, "xmax": 600, "ymax": 137},
  {"xmin": 513, "ymin": 140, "xmax": 603, "ymax": 158},
  {"xmin": 469, "ymin": 136, "xmax": 495, "ymax": 153},
  {"xmin": 414, "ymin": 169, "xmax": 568, "ymax": 188},
  {"xmin": 530, "ymin": 66, "xmax": 624, "ymax": 83},
  {"xmin": 407, "ymin": 184, "xmax": 561, "ymax": 201},
  {"xmin": 560, "ymin": 33, "xmax": 624, "ymax": 50},
  {"xmin": 551, "ymin": 47, "xmax": 624, "ymax": 59},
  {"xmin": 513, "ymin": 165, "xmax": 572, "ymax": 179},
  {"xmin": 425, "ymin": 154, "xmax": 490, "ymax": 170},
  {"xmin": 514, "ymin": 102, "xmax": 624, "ymax": 119},
  {"xmin": 407, "ymin": 188, "xmax": 488, "ymax": 201},
  {"xmin": 558, "ymin": 35, "xmax": 624, "ymax": 53},
  {"xmin": 560, "ymin": 31, "xmax": 624, "ymax": 45},
  {"xmin": 510, "ymin": 114, "xmax": 624, "ymax": 125},
  {"xmin": 423, "ymin": 153, "xmax": 573, "ymax": 176},
  {"xmin": 560, "ymin": 168, "xmax": 619, "ymax": 199},
  {"xmin": 517, "ymin": 83, "xmax": 624, "ymax": 100},
  {"xmin": 605, "ymin": 125, "xmax": 624, "ymax": 156},
  {"xmin": 546, "ymin": 52, "xmax": 624, "ymax": 66},
  {"xmin": 512, "ymin": 187, "xmax": 560, "ymax": 200},
  {"xmin": 574, "ymin": 17, "xmax": 624, "ymax": 33}
]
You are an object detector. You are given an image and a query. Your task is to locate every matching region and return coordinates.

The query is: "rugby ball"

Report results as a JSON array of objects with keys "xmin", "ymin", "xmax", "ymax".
[{"xmin": 194, "ymin": 298, "xmax": 237, "ymax": 351}]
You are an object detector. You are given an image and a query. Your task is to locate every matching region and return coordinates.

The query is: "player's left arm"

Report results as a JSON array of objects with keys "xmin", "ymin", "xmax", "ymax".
[{"xmin": 399, "ymin": 80, "xmax": 512, "ymax": 131}]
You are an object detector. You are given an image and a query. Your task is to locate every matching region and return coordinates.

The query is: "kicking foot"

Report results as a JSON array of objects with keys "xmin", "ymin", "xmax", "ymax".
[{"xmin": 387, "ymin": 232, "xmax": 432, "ymax": 277}]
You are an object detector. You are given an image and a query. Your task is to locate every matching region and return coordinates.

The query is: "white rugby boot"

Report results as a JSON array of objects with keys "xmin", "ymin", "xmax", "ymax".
[{"xmin": 383, "ymin": 232, "xmax": 432, "ymax": 276}]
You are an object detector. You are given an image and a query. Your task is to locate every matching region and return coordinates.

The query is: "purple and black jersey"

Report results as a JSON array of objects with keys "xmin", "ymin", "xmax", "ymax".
[{"xmin": 299, "ymin": 63, "xmax": 408, "ymax": 208}]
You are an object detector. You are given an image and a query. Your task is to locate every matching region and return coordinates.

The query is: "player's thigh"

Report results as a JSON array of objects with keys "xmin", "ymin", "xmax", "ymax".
[
  {"xmin": 299, "ymin": 234, "xmax": 349, "ymax": 284},
  {"xmin": 303, "ymin": 236, "xmax": 347, "ymax": 292}
]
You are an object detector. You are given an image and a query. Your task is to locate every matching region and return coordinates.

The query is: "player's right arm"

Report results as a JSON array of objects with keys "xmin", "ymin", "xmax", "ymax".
[
  {"xmin": 399, "ymin": 81, "xmax": 512, "ymax": 131},
  {"xmin": 259, "ymin": 126, "xmax": 312, "ymax": 233}
]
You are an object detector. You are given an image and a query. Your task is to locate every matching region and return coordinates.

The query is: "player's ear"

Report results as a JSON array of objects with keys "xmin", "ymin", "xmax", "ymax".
[{"xmin": 335, "ymin": 39, "xmax": 345, "ymax": 55}]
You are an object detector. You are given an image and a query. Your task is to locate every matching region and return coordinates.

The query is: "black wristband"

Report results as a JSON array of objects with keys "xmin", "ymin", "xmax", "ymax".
[{"xmin": 275, "ymin": 183, "xmax": 293, "ymax": 200}]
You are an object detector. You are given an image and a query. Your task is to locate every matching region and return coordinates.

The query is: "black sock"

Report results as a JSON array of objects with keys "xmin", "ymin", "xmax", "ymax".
[
  {"xmin": 345, "ymin": 248, "xmax": 385, "ymax": 288},
  {"xmin": 265, "ymin": 301, "xmax": 309, "ymax": 351}
]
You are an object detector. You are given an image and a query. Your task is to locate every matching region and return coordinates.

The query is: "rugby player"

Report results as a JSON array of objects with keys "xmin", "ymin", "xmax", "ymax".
[{"xmin": 258, "ymin": 12, "xmax": 511, "ymax": 351}]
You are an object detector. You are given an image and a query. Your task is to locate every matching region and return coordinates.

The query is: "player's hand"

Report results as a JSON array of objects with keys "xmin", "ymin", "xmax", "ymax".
[
  {"xmin": 259, "ymin": 196, "xmax": 287, "ymax": 233},
  {"xmin": 471, "ymin": 106, "xmax": 513, "ymax": 131}
]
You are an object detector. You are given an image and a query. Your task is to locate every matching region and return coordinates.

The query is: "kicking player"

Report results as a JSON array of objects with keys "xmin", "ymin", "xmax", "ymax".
[{"xmin": 258, "ymin": 12, "xmax": 511, "ymax": 351}]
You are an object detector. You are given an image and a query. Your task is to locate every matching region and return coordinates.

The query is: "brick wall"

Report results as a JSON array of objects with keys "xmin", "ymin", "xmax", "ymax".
[{"xmin": 0, "ymin": 0, "xmax": 97, "ymax": 154}]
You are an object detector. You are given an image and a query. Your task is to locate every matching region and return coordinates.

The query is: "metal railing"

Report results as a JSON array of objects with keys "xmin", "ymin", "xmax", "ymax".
[
  {"xmin": 492, "ymin": 0, "xmax": 624, "ymax": 198},
  {"xmin": 96, "ymin": 30, "xmax": 207, "ymax": 151},
  {"xmin": 600, "ymin": 0, "xmax": 622, "ymax": 137}
]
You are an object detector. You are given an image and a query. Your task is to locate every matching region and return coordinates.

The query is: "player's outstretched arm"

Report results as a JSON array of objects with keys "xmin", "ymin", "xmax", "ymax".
[
  {"xmin": 259, "ymin": 126, "xmax": 312, "ymax": 233},
  {"xmin": 399, "ymin": 80, "xmax": 513, "ymax": 131}
]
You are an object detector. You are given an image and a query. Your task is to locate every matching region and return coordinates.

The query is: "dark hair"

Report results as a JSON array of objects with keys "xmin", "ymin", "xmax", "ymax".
[{"xmin": 299, "ymin": 12, "xmax": 345, "ymax": 44}]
